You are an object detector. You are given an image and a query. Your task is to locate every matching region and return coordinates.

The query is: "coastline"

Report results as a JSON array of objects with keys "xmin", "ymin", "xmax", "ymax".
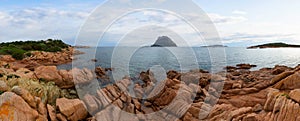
[{"xmin": 1, "ymin": 51, "xmax": 300, "ymax": 121}]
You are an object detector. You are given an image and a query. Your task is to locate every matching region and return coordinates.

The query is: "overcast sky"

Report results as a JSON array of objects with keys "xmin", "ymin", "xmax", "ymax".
[{"xmin": 0, "ymin": 0, "xmax": 299, "ymax": 47}]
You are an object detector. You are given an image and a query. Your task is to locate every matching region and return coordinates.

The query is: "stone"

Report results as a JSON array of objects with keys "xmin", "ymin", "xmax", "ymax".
[
  {"xmin": 289, "ymin": 89, "xmax": 300, "ymax": 103},
  {"xmin": 72, "ymin": 68, "xmax": 94, "ymax": 85},
  {"xmin": 36, "ymin": 97, "xmax": 47, "ymax": 120},
  {"xmin": 167, "ymin": 70, "xmax": 181, "ymax": 80},
  {"xmin": 47, "ymin": 104, "xmax": 57, "ymax": 121},
  {"xmin": 56, "ymin": 113, "xmax": 67, "ymax": 121},
  {"xmin": 96, "ymin": 89, "xmax": 112, "ymax": 107},
  {"xmin": 0, "ymin": 92, "xmax": 40, "ymax": 121},
  {"xmin": 227, "ymin": 107, "xmax": 253, "ymax": 121},
  {"xmin": 82, "ymin": 94, "xmax": 100, "ymax": 114},
  {"xmin": 58, "ymin": 70, "xmax": 74, "ymax": 85},
  {"xmin": 125, "ymin": 103, "xmax": 135, "ymax": 113},
  {"xmin": 56, "ymin": 98, "xmax": 88, "ymax": 121},
  {"xmin": 154, "ymin": 88, "xmax": 177, "ymax": 106},
  {"xmin": 188, "ymin": 106, "xmax": 201, "ymax": 118},
  {"xmin": 223, "ymin": 82, "xmax": 234, "ymax": 90},
  {"xmin": 236, "ymin": 64, "xmax": 256, "ymax": 69},
  {"xmin": 0, "ymin": 81, "xmax": 8, "ymax": 92},
  {"xmin": 15, "ymin": 68, "xmax": 35, "ymax": 79},
  {"xmin": 11, "ymin": 86, "xmax": 37, "ymax": 109},
  {"xmin": 243, "ymin": 113, "xmax": 258, "ymax": 121},
  {"xmin": 270, "ymin": 71, "xmax": 294, "ymax": 84},
  {"xmin": 232, "ymin": 82, "xmax": 242, "ymax": 89},
  {"xmin": 274, "ymin": 71, "xmax": 300, "ymax": 89},
  {"xmin": 34, "ymin": 66, "xmax": 66, "ymax": 88},
  {"xmin": 0, "ymin": 55, "xmax": 15, "ymax": 62},
  {"xmin": 252, "ymin": 104, "xmax": 263, "ymax": 112},
  {"xmin": 113, "ymin": 99, "xmax": 123, "ymax": 109}
]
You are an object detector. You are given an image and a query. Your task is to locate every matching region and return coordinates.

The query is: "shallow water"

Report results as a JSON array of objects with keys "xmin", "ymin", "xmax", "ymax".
[{"xmin": 58, "ymin": 47, "xmax": 300, "ymax": 76}]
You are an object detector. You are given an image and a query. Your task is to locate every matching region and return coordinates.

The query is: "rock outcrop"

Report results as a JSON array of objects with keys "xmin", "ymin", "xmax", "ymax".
[
  {"xmin": 22, "ymin": 47, "xmax": 76, "ymax": 65},
  {"xmin": 56, "ymin": 98, "xmax": 88, "ymax": 121},
  {"xmin": 0, "ymin": 91, "xmax": 47, "ymax": 121},
  {"xmin": 151, "ymin": 36, "xmax": 177, "ymax": 47},
  {"xmin": 1, "ymin": 63, "xmax": 300, "ymax": 120}
]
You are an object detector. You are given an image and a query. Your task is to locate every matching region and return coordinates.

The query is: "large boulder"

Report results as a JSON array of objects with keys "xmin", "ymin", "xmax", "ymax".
[
  {"xmin": 15, "ymin": 68, "xmax": 36, "ymax": 79},
  {"xmin": 0, "ymin": 92, "xmax": 42, "ymax": 121},
  {"xmin": 56, "ymin": 98, "xmax": 88, "ymax": 121},
  {"xmin": 34, "ymin": 66, "xmax": 62, "ymax": 83},
  {"xmin": 289, "ymin": 89, "xmax": 300, "ymax": 103},
  {"xmin": 0, "ymin": 55, "xmax": 15, "ymax": 62},
  {"xmin": 261, "ymin": 88, "xmax": 300, "ymax": 121},
  {"xmin": 271, "ymin": 65, "xmax": 290, "ymax": 75},
  {"xmin": 274, "ymin": 71, "xmax": 300, "ymax": 89},
  {"xmin": 34, "ymin": 66, "xmax": 74, "ymax": 88}
]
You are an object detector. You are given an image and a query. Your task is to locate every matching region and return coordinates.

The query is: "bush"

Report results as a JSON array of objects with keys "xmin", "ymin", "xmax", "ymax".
[
  {"xmin": 12, "ymin": 50, "xmax": 26, "ymax": 60},
  {"xmin": 46, "ymin": 46, "xmax": 62, "ymax": 52},
  {"xmin": 25, "ymin": 52, "xmax": 32, "ymax": 57},
  {"xmin": 0, "ymin": 39, "xmax": 70, "ymax": 60}
]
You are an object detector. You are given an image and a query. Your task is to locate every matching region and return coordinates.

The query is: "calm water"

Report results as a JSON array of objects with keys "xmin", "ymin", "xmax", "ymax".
[{"xmin": 58, "ymin": 47, "xmax": 300, "ymax": 76}]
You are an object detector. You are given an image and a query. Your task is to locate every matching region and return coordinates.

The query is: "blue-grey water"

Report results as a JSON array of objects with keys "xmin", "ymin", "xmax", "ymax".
[{"xmin": 58, "ymin": 47, "xmax": 300, "ymax": 76}]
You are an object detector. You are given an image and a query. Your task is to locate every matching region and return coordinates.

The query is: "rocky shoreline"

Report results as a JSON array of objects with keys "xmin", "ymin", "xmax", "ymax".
[{"xmin": 1, "ymin": 53, "xmax": 300, "ymax": 121}]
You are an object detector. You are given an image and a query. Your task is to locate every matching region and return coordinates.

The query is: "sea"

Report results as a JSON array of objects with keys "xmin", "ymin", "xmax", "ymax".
[{"xmin": 58, "ymin": 47, "xmax": 300, "ymax": 79}]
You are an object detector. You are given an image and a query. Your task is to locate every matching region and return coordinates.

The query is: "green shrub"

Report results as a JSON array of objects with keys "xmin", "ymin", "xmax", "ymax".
[
  {"xmin": 25, "ymin": 52, "xmax": 32, "ymax": 57},
  {"xmin": 11, "ymin": 49, "xmax": 26, "ymax": 60},
  {"xmin": 0, "ymin": 39, "xmax": 70, "ymax": 60},
  {"xmin": 46, "ymin": 46, "xmax": 62, "ymax": 52}
]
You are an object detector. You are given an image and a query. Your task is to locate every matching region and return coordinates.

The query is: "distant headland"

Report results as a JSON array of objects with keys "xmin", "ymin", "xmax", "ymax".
[
  {"xmin": 201, "ymin": 45, "xmax": 228, "ymax": 48},
  {"xmin": 247, "ymin": 42, "xmax": 300, "ymax": 49},
  {"xmin": 151, "ymin": 36, "xmax": 177, "ymax": 47},
  {"xmin": 0, "ymin": 39, "xmax": 70, "ymax": 60}
]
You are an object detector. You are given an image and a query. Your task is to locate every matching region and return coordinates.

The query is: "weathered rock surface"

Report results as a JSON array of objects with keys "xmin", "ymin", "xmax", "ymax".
[
  {"xmin": 274, "ymin": 70, "xmax": 300, "ymax": 89},
  {"xmin": 22, "ymin": 47, "xmax": 75, "ymax": 65},
  {"xmin": 289, "ymin": 89, "xmax": 300, "ymax": 103},
  {"xmin": 0, "ymin": 92, "xmax": 47, "ymax": 121},
  {"xmin": 56, "ymin": 98, "xmax": 88, "ymax": 121},
  {"xmin": 2, "ymin": 63, "xmax": 300, "ymax": 121}
]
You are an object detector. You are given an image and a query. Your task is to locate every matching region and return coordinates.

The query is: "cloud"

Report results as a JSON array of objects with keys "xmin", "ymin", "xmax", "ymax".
[
  {"xmin": 0, "ymin": 7, "xmax": 89, "ymax": 44},
  {"xmin": 222, "ymin": 33, "xmax": 294, "ymax": 43},
  {"xmin": 208, "ymin": 13, "xmax": 248, "ymax": 24},
  {"xmin": 232, "ymin": 10, "xmax": 247, "ymax": 15}
]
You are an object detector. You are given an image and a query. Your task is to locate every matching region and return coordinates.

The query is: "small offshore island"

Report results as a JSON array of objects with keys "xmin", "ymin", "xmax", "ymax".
[
  {"xmin": 151, "ymin": 36, "xmax": 177, "ymax": 47},
  {"xmin": 247, "ymin": 42, "xmax": 300, "ymax": 49},
  {"xmin": 1, "ymin": 40, "xmax": 300, "ymax": 120}
]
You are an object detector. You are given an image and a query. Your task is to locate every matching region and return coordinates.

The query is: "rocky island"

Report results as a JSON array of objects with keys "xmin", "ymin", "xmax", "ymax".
[
  {"xmin": 247, "ymin": 42, "xmax": 300, "ymax": 49},
  {"xmin": 151, "ymin": 36, "xmax": 177, "ymax": 47},
  {"xmin": 1, "ymin": 40, "xmax": 300, "ymax": 121}
]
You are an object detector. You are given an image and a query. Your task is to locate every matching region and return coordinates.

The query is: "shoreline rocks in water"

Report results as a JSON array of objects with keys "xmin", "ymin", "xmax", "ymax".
[{"xmin": 1, "ymin": 61, "xmax": 300, "ymax": 120}]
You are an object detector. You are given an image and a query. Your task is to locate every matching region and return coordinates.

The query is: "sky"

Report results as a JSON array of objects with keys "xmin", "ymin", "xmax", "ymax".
[{"xmin": 0, "ymin": 0, "xmax": 300, "ymax": 47}]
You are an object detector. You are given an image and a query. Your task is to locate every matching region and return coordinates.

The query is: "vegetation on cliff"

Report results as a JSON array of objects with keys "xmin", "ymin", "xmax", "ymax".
[{"xmin": 0, "ymin": 39, "xmax": 70, "ymax": 60}]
